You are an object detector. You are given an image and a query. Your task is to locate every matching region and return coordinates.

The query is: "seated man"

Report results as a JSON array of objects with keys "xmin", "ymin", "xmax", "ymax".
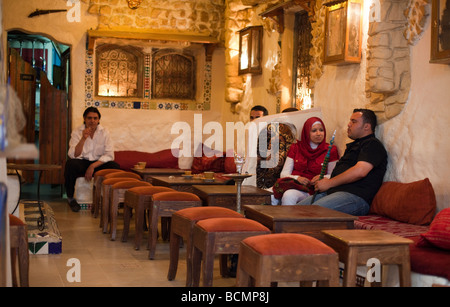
[
  {"xmin": 298, "ymin": 109, "xmax": 387, "ymax": 216},
  {"xmin": 64, "ymin": 107, "xmax": 120, "ymax": 212}
]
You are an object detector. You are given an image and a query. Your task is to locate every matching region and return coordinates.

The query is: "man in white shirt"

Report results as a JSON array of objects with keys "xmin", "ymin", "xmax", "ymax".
[{"xmin": 64, "ymin": 107, "xmax": 120, "ymax": 212}]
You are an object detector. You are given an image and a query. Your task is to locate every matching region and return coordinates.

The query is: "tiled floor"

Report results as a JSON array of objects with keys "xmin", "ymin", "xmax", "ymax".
[{"xmin": 24, "ymin": 184, "xmax": 235, "ymax": 287}]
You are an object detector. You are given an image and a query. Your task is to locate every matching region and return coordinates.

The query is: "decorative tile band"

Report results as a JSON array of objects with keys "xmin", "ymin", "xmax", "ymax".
[{"xmin": 84, "ymin": 50, "xmax": 211, "ymax": 111}]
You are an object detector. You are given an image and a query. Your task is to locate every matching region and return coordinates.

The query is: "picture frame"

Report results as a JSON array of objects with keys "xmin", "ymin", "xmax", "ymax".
[
  {"xmin": 430, "ymin": 0, "xmax": 450, "ymax": 64},
  {"xmin": 238, "ymin": 26, "xmax": 263, "ymax": 75},
  {"xmin": 323, "ymin": 0, "xmax": 362, "ymax": 65}
]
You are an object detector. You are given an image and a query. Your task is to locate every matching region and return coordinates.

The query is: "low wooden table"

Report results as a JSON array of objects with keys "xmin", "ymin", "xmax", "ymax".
[
  {"xmin": 131, "ymin": 168, "xmax": 186, "ymax": 183},
  {"xmin": 192, "ymin": 185, "xmax": 272, "ymax": 211},
  {"xmin": 322, "ymin": 229, "xmax": 413, "ymax": 287},
  {"xmin": 243, "ymin": 205, "xmax": 357, "ymax": 240},
  {"xmin": 151, "ymin": 175, "xmax": 231, "ymax": 193},
  {"xmin": 7, "ymin": 163, "xmax": 62, "ymax": 230}
]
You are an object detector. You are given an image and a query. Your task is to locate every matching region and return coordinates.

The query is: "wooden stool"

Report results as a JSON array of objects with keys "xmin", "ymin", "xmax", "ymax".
[
  {"xmin": 168, "ymin": 206, "xmax": 244, "ymax": 286},
  {"xmin": 148, "ymin": 192, "xmax": 202, "ymax": 260},
  {"xmin": 322, "ymin": 229, "xmax": 413, "ymax": 287},
  {"xmin": 192, "ymin": 218, "xmax": 271, "ymax": 287},
  {"xmin": 101, "ymin": 177, "xmax": 141, "ymax": 233},
  {"xmin": 122, "ymin": 186, "xmax": 175, "ymax": 250},
  {"xmin": 9, "ymin": 214, "xmax": 29, "ymax": 287},
  {"xmin": 109, "ymin": 180, "xmax": 152, "ymax": 241},
  {"xmin": 92, "ymin": 169, "xmax": 123, "ymax": 217},
  {"xmin": 237, "ymin": 233, "xmax": 339, "ymax": 287}
]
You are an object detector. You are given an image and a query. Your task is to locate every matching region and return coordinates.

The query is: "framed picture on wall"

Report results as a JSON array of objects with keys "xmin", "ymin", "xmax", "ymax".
[
  {"xmin": 238, "ymin": 26, "xmax": 263, "ymax": 75},
  {"xmin": 323, "ymin": 0, "xmax": 362, "ymax": 65},
  {"xmin": 430, "ymin": 0, "xmax": 450, "ymax": 63}
]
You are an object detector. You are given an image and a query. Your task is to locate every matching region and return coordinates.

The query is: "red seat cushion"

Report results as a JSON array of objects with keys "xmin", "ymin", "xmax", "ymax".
[
  {"xmin": 355, "ymin": 215, "xmax": 430, "ymax": 238},
  {"xmin": 114, "ymin": 149, "xmax": 179, "ymax": 171},
  {"xmin": 409, "ymin": 236, "xmax": 450, "ymax": 280},
  {"xmin": 175, "ymin": 206, "xmax": 243, "ymax": 221},
  {"xmin": 196, "ymin": 218, "xmax": 269, "ymax": 232},
  {"xmin": 243, "ymin": 233, "xmax": 337, "ymax": 256},
  {"xmin": 152, "ymin": 192, "xmax": 201, "ymax": 202}
]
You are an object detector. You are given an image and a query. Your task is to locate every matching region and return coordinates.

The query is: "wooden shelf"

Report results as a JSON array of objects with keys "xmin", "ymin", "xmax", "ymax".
[{"xmin": 87, "ymin": 29, "xmax": 220, "ymax": 55}]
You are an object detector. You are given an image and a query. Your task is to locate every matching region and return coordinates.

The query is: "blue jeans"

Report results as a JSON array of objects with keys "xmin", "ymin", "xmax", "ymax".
[{"xmin": 297, "ymin": 192, "xmax": 370, "ymax": 216}]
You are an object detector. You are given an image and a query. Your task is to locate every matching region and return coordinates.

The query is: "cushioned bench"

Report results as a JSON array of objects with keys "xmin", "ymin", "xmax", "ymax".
[{"xmin": 354, "ymin": 178, "xmax": 450, "ymax": 286}]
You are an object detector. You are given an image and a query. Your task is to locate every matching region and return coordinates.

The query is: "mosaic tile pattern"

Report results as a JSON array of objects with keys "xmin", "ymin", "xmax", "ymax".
[{"xmin": 84, "ymin": 49, "xmax": 211, "ymax": 111}]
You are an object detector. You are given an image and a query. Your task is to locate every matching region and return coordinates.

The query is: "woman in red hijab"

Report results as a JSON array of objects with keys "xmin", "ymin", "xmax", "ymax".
[{"xmin": 272, "ymin": 117, "xmax": 339, "ymax": 205}]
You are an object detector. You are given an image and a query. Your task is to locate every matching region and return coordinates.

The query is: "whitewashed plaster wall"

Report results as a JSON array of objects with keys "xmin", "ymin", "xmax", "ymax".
[
  {"xmin": 314, "ymin": 3, "xmax": 450, "ymax": 212},
  {"xmin": 2, "ymin": 0, "xmax": 226, "ymax": 155}
]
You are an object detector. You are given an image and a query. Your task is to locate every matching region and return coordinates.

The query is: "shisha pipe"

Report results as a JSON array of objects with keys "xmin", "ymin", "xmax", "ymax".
[{"xmin": 311, "ymin": 130, "xmax": 336, "ymax": 204}]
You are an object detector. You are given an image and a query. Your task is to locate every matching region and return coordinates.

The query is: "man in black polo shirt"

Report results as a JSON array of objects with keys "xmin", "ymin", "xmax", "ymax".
[{"xmin": 298, "ymin": 109, "xmax": 387, "ymax": 215}]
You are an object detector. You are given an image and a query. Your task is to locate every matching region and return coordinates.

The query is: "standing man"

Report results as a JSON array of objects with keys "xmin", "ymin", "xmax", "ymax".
[
  {"xmin": 65, "ymin": 107, "xmax": 120, "ymax": 212},
  {"xmin": 298, "ymin": 109, "xmax": 387, "ymax": 216},
  {"xmin": 250, "ymin": 105, "xmax": 268, "ymax": 121}
]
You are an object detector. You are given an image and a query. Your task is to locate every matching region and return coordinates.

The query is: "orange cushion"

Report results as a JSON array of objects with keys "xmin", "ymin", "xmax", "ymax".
[
  {"xmin": 103, "ymin": 178, "xmax": 140, "ymax": 186},
  {"xmin": 94, "ymin": 169, "xmax": 123, "ymax": 178},
  {"xmin": 152, "ymin": 191, "xmax": 201, "ymax": 202},
  {"xmin": 112, "ymin": 181, "xmax": 151, "ymax": 189},
  {"xmin": 369, "ymin": 178, "xmax": 436, "ymax": 225},
  {"xmin": 128, "ymin": 186, "xmax": 174, "ymax": 195},
  {"xmin": 416, "ymin": 208, "xmax": 450, "ymax": 250},
  {"xmin": 196, "ymin": 218, "xmax": 269, "ymax": 232},
  {"xmin": 175, "ymin": 207, "xmax": 243, "ymax": 221},
  {"xmin": 9, "ymin": 214, "xmax": 25, "ymax": 226},
  {"xmin": 242, "ymin": 233, "xmax": 337, "ymax": 256},
  {"xmin": 104, "ymin": 172, "xmax": 142, "ymax": 180}
]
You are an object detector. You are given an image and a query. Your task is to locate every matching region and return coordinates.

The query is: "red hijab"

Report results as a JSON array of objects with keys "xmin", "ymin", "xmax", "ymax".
[{"xmin": 288, "ymin": 117, "xmax": 339, "ymax": 180}]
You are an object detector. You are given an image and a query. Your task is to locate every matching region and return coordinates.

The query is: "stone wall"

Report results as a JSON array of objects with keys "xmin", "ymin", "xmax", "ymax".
[{"xmin": 86, "ymin": 0, "xmax": 225, "ymax": 40}]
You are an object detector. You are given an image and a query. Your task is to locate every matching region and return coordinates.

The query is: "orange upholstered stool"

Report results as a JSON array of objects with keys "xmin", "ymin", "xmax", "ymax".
[
  {"xmin": 101, "ymin": 177, "xmax": 141, "ymax": 233},
  {"xmin": 92, "ymin": 169, "xmax": 124, "ymax": 218},
  {"xmin": 148, "ymin": 192, "xmax": 202, "ymax": 260},
  {"xmin": 168, "ymin": 206, "xmax": 245, "ymax": 286},
  {"xmin": 104, "ymin": 171, "xmax": 142, "ymax": 180},
  {"xmin": 122, "ymin": 186, "xmax": 175, "ymax": 250},
  {"xmin": 109, "ymin": 180, "xmax": 152, "ymax": 241},
  {"xmin": 192, "ymin": 218, "xmax": 271, "ymax": 287},
  {"xmin": 9, "ymin": 214, "xmax": 29, "ymax": 287},
  {"xmin": 237, "ymin": 233, "xmax": 339, "ymax": 287}
]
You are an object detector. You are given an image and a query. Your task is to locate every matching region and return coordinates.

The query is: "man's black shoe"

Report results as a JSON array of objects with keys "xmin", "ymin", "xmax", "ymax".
[{"xmin": 68, "ymin": 199, "xmax": 81, "ymax": 212}]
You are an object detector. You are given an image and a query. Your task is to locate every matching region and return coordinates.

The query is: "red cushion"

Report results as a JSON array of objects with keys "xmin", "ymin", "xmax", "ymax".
[
  {"xmin": 416, "ymin": 208, "xmax": 450, "ymax": 250},
  {"xmin": 191, "ymin": 143, "xmax": 225, "ymax": 174},
  {"xmin": 243, "ymin": 233, "xmax": 336, "ymax": 256},
  {"xmin": 128, "ymin": 186, "xmax": 174, "ymax": 195},
  {"xmin": 369, "ymin": 178, "xmax": 436, "ymax": 225},
  {"xmin": 224, "ymin": 149, "xmax": 237, "ymax": 173},
  {"xmin": 409, "ymin": 236, "xmax": 450, "ymax": 280},
  {"xmin": 114, "ymin": 149, "xmax": 179, "ymax": 171},
  {"xmin": 152, "ymin": 191, "xmax": 201, "ymax": 202},
  {"xmin": 9, "ymin": 214, "xmax": 25, "ymax": 226},
  {"xmin": 175, "ymin": 207, "xmax": 243, "ymax": 221},
  {"xmin": 196, "ymin": 218, "xmax": 270, "ymax": 232},
  {"xmin": 355, "ymin": 215, "xmax": 430, "ymax": 238}
]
